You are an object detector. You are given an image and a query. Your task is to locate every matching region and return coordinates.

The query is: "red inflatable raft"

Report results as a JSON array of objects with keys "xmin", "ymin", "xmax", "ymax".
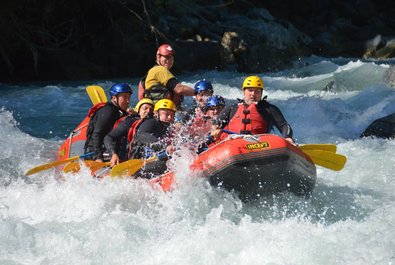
[
  {"xmin": 152, "ymin": 134, "xmax": 317, "ymax": 200},
  {"xmin": 57, "ymin": 116, "xmax": 89, "ymax": 161}
]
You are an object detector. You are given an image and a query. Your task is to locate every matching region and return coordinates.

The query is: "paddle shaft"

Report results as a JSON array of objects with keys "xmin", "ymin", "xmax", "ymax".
[{"xmin": 26, "ymin": 152, "xmax": 94, "ymax": 176}]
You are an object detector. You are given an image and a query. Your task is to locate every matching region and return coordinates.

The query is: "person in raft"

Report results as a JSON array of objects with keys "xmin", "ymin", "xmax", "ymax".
[
  {"xmin": 128, "ymin": 99, "xmax": 177, "ymax": 178},
  {"xmin": 204, "ymin": 95, "xmax": 226, "ymax": 120},
  {"xmin": 104, "ymin": 98, "xmax": 154, "ymax": 167},
  {"xmin": 179, "ymin": 79, "xmax": 214, "ymax": 125},
  {"xmin": 137, "ymin": 43, "xmax": 195, "ymax": 109},
  {"xmin": 210, "ymin": 75, "xmax": 294, "ymax": 144},
  {"xmin": 195, "ymin": 95, "xmax": 226, "ymax": 154},
  {"xmin": 84, "ymin": 83, "xmax": 132, "ymax": 161}
]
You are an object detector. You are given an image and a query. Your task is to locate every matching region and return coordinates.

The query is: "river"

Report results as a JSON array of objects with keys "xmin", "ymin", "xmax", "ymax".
[{"xmin": 0, "ymin": 56, "xmax": 394, "ymax": 264}]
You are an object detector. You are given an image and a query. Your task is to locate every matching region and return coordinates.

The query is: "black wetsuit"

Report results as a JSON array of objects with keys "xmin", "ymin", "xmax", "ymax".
[
  {"xmin": 103, "ymin": 113, "xmax": 140, "ymax": 161},
  {"xmin": 84, "ymin": 102, "xmax": 127, "ymax": 160},
  {"xmin": 216, "ymin": 99, "xmax": 293, "ymax": 139},
  {"xmin": 129, "ymin": 117, "xmax": 172, "ymax": 178}
]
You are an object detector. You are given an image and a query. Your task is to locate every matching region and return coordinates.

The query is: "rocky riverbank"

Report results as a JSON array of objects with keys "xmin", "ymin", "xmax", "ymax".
[{"xmin": 1, "ymin": 0, "xmax": 394, "ymax": 83}]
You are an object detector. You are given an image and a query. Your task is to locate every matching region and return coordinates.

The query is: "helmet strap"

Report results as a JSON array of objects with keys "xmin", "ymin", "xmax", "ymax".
[{"xmin": 111, "ymin": 95, "xmax": 120, "ymax": 108}]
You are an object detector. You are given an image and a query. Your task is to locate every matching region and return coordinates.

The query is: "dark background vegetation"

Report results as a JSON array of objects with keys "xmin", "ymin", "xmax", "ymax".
[{"xmin": 1, "ymin": 0, "xmax": 394, "ymax": 83}]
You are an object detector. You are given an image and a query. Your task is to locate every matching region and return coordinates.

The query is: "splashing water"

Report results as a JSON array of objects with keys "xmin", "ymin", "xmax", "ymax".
[{"xmin": 1, "ymin": 58, "xmax": 395, "ymax": 264}]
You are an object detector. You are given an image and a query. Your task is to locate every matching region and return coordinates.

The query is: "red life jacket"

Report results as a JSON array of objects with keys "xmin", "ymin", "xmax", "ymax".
[
  {"xmin": 127, "ymin": 118, "xmax": 144, "ymax": 148},
  {"xmin": 190, "ymin": 107, "xmax": 211, "ymax": 135},
  {"xmin": 191, "ymin": 107, "xmax": 206, "ymax": 126},
  {"xmin": 224, "ymin": 102, "xmax": 268, "ymax": 136},
  {"xmin": 87, "ymin": 102, "xmax": 106, "ymax": 117},
  {"xmin": 113, "ymin": 116, "xmax": 127, "ymax": 129}
]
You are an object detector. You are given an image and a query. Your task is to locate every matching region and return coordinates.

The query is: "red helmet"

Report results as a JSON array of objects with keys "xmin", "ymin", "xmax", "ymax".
[{"xmin": 156, "ymin": 44, "xmax": 175, "ymax": 56}]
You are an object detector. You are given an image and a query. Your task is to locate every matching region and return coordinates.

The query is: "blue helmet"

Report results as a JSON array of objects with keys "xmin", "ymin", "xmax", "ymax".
[
  {"xmin": 194, "ymin": 79, "xmax": 213, "ymax": 94},
  {"xmin": 206, "ymin": 95, "xmax": 225, "ymax": 108},
  {"xmin": 109, "ymin": 83, "xmax": 133, "ymax": 97}
]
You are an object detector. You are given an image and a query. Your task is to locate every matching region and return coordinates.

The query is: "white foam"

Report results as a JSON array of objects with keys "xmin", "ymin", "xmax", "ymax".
[{"xmin": 1, "ymin": 59, "xmax": 394, "ymax": 264}]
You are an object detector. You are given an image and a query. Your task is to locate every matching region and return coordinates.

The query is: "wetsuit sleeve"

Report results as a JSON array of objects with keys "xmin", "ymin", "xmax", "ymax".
[
  {"xmin": 268, "ymin": 104, "xmax": 293, "ymax": 139},
  {"xmin": 104, "ymin": 116, "xmax": 137, "ymax": 156}
]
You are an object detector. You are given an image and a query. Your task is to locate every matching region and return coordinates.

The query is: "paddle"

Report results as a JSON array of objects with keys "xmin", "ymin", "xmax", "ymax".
[
  {"xmin": 110, "ymin": 156, "xmax": 157, "ymax": 177},
  {"xmin": 63, "ymin": 160, "xmax": 111, "ymax": 173},
  {"xmin": 86, "ymin": 85, "xmax": 108, "ymax": 105},
  {"xmin": 25, "ymin": 152, "xmax": 94, "ymax": 176},
  {"xmin": 302, "ymin": 149, "xmax": 347, "ymax": 171},
  {"xmin": 299, "ymin": 144, "xmax": 336, "ymax": 152}
]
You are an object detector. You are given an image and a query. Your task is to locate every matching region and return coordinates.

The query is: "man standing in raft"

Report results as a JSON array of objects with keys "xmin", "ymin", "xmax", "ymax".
[
  {"xmin": 210, "ymin": 75, "xmax": 294, "ymax": 143},
  {"xmin": 84, "ymin": 83, "xmax": 132, "ymax": 162},
  {"xmin": 138, "ymin": 43, "xmax": 195, "ymax": 109}
]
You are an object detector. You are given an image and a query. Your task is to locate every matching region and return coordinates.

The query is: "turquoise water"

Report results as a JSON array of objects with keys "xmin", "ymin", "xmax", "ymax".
[{"xmin": 0, "ymin": 57, "xmax": 394, "ymax": 264}]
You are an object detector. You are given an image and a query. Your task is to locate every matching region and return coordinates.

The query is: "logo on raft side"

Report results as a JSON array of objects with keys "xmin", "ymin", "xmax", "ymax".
[{"xmin": 245, "ymin": 141, "xmax": 270, "ymax": 150}]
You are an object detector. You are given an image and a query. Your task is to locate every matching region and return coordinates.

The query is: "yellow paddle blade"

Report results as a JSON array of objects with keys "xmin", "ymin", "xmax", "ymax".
[
  {"xmin": 26, "ymin": 156, "xmax": 80, "ymax": 176},
  {"xmin": 110, "ymin": 157, "xmax": 157, "ymax": 177},
  {"xmin": 63, "ymin": 161, "xmax": 81, "ymax": 173},
  {"xmin": 86, "ymin": 85, "xmax": 108, "ymax": 105},
  {"xmin": 85, "ymin": 161, "xmax": 111, "ymax": 172},
  {"xmin": 25, "ymin": 152, "xmax": 94, "ymax": 176},
  {"xmin": 299, "ymin": 144, "xmax": 337, "ymax": 153},
  {"xmin": 63, "ymin": 160, "xmax": 110, "ymax": 173},
  {"xmin": 302, "ymin": 150, "xmax": 347, "ymax": 171}
]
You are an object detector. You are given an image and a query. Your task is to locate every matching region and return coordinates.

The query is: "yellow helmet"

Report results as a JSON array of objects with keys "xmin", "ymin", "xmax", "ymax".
[
  {"xmin": 134, "ymin": 98, "xmax": 154, "ymax": 113},
  {"xmin": 154, "ymin": 99, "xmax": 177, "ymax": 112},
  {"xmin": 242, "ymin": 75, "xmax": 264, "ymax": 90}
]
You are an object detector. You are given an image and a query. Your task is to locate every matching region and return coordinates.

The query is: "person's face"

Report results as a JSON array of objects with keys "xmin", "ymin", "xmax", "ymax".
[
  {"xmin": 113, "ymin": 92, "xmax": 131, "ymax": 111},
  {"xmin": 205, "ymin": 105, "xmax": 224, "ymax": 119},
  {"xmin": 138, "ymin": 103, "xmax": 153, "ymax": 118},
  {"xmin": 195, "ymin": 90, "xmax": 213, "ymax": 107},
  {"xmin": 157, "ymin": 54, "xmax": 174, "ymax": 69},
  {"xmin": 157, "ymin": 109, "xmax": 175, "ymax": 123},
  {"xmin": 243, "ymin": 88, "xmax": 262, "ymax": 104}
]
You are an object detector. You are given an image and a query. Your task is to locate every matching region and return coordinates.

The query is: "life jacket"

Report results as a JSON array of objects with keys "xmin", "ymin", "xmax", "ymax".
[
  {"xmin": 144, "ymin": 84, "xmax": 181, "ymax": 107},
  {"xmin": 127, "ymin": 119, "xmax": 144, "ymax": 143},
  {"xmin": 140, "ymin": 66, "xmax": 183, "ymax": 109},
  {"xmin": 84, "ymin": 102, "xmax": 126, "ymax": 154},
  {"xmin": 88, "ymin": 102, "xmax": 106, "ymax": 117},
  {"xmin": 112, "ymin": 116, "xmax": 127, "ymax": 129},
  {"xmin": 223, "ymin": 102, "xmax": 268, "ymax": 137},
  {"xmin": 191, "ymin": 107, "xmax": 206, "ymax": 127},
  {"xmin": 189, "ymin": 107, "xmax": 212, "ymax": 135},
  {"xmin": 83, "ymin": 103, "xmax": 107, "ymax": 148}
]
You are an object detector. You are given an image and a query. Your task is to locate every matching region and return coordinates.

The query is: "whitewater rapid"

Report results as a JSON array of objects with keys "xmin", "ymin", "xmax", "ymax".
[{"xmin": 1, "ymin": 58, "xmax": 395, "ymax": 264}]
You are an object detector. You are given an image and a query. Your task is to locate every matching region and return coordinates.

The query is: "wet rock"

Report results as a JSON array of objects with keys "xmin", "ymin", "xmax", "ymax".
[
  {"xmin": 364, "ymin": 35, "xmax": 395, "ymax": 59},
  {"xmin": 360, "ymin": 113, "xmax": 395, "ymax": 139}
]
